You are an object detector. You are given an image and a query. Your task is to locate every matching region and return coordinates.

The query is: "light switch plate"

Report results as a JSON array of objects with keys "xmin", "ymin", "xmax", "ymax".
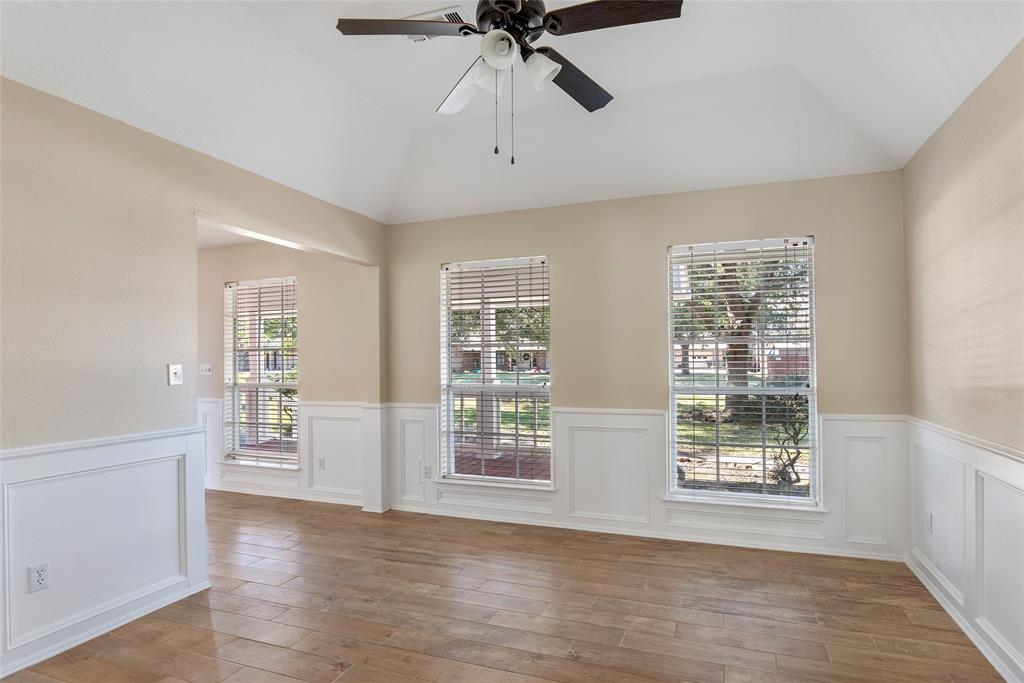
[
  {"xmin": 167, "ymin": 364, "xmax": 183, "ymax": 385},
  {"xmin": 199, "ymin": 364, "xmax": 213, "ymax": 376}
]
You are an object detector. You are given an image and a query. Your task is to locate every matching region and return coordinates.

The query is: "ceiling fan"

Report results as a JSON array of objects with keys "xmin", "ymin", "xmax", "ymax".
[{"xmin": 336, "ymin": 1, "xmax": 684, "ymax": 114}]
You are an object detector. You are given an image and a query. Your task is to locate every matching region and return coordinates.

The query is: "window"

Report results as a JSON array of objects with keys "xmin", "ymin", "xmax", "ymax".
[
  {"xmin": 669, "ymin": 238, "xmax": 816, "ymax": 499},
  {"xmin": 440, "ymin": 257, "xmax": 551, "ymax": 484},
  {"xmin": 224, "ymin": 277, "xmax": 299, "ymax": 468}
]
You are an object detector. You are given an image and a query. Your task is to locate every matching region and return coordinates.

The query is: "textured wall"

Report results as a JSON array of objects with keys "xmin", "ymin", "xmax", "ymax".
[
  {"xmin": 0, "ymin": 79, "xmax": 385, "ymax": 448},
  {"xmin": 903, "ymin": 42, "xmax": 1024, "ymax": 449},
  {"xmin": 386, "ymin": 171, "xmax": 909, "ymax": 414},
  {"xmin": 197, "ymin": 243, "xmax": 380, "ymax": 403}
]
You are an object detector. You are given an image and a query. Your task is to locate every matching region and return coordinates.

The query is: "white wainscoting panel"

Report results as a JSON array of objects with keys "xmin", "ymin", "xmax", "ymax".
[
  {"xmin": 388, "ymin": 407, "xmax": 908, "ymax": 560},
  {"xmin": 664, "ymin": 504, "xmax": 827, "ymax": 540},
  {"xmin": 912, "ymin": 445, "xmax": 967, "ymax": 602},
  {"xmin": 6, "ymin": 456, "xmax": 183, "ymax": 647},
  {"xmin": 842, "ymin": 437, "xmax": 887, "ymax": 544},
  {"xmin": 303, "ymin": 403, "xmax": 363, "ymax": 506},
  {"xmin": 197, "ymin": 398, "xmax": 221, "ymax": 487},
  {"xmin": 819, "ymin": 415, "xmax": 909, "ymax": 558},
  {"xmin": 0, "ymin": 426, "xmax": 208, "ymax": 676},
  {"xmin": 307, "ymin": 415, "xmax": 363, "ymax": 497},
  {"xmin": 201, "ymin": 399, "xmax": 379, "ymax": 509},
  {"xmin": 567, "ymin": 416, "xmax": 661, "ymax": 524},
  {"xmin": 978, "ymin": 472, "xmax": 1024, "ymax": 676},
  {"xmin": 907, "ymin": 418, "xmax": 1024, "ymax": 683},
  {"xmin": 388, "ymin": 405, "xmax": 436, "ymax": 505},
  {"xmin": 435, "ymin": 485, "xmax": 556, "ymax": 515}
]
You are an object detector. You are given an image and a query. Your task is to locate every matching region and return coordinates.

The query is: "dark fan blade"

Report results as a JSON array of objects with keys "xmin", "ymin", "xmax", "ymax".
[
  {"xmin": 534, "ymin": 47, "xmax": 612, "ymax": 112},
  {"xmin": 336, "ymin": 18, "xmax": 477, "ymax": 37},
  {"xmin": 437, "ymin": 57, "xmax": 488, "ymax": 115},
  {"xmin": 544, "ymin": 1, "xmax": 682, "ymax": 36}
]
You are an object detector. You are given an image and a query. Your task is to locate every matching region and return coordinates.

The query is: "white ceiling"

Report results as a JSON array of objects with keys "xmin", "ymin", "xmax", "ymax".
[{"xmin": 3, "ymin": 1, "xmax": 1022, "ymax": 224}]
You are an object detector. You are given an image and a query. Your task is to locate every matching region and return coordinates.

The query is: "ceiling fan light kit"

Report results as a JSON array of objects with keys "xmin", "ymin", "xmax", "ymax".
[
  {"xmin": 336, "ymin": 0, "xmax": 683, "ymax": 111},
  {"xmin": 473, "ymin": 65, "xmax": 505, "ymax": 95},
  {"xmin": 481, "ymin": 29, "xmax": 520, "ymax": 69},
  {"xmin": 524, "ymin": 51, "xmax": 561, "ymax": 91},
  {"xmin": 336, "ymin": 1, "xmax": 683, "ymax": 159}
]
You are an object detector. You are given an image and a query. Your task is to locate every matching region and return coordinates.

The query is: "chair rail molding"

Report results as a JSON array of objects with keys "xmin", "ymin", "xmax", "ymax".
[{"xmin": 0, "ymin": 426, "xmax": 209, "ymax": 676}]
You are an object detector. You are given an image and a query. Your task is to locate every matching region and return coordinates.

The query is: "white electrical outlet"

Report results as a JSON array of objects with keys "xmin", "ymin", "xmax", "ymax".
[
  {"xmin": 318, "ymin": 457, "xmax": 326, "ymax": 471},
  {"xmin": 28, "ymin": 563, "xmax": 49, "ymax": 593},
  {"xmin": 167, "ymin": 363, "xmax": 183, "ymax": 385},
  {"xmin": 199, "ymin": 364, "xmax": 213, "ymax": 376},
  {"xmin": 423, "ymin": 463, "xmax": 432, "ymax": 478}
]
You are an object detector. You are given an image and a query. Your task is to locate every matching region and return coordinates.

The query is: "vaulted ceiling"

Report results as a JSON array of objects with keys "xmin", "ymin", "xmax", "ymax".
[{"xmin": 3, "ymin": 1, "xmax": 1022, "ymax": 224}]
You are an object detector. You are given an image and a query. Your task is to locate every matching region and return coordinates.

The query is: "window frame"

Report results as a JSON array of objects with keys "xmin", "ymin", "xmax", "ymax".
[
  {"xmin": 223, "ymin": 276, "xmax": 300, "ymax": 470},
  {"xmin": 666, "ymin": 237, "xmax": 819, "ymax": 506},
  {"xmin": 439, "ymin": 256, "xmax": 552, "ymax": 487}
]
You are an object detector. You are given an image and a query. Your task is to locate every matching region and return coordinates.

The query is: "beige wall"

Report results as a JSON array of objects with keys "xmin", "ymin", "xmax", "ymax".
[
  {"xmin": 197, "ymin": 243, "xmax": 380, "ymax": 403},
  {"xmin": 0, "ymin": 79, "xmax": 385, "ymax": 448},
  {"xmin": 19, "ymin": 48, "xmax": 1022, "ymax": 446},
  {"xmin": 903, "ymin": 42, "xmax": 1024, "ymax": 450},
  {"xmin": 386, "ymin": 171, "xmax": 909, "ymax": 414}
]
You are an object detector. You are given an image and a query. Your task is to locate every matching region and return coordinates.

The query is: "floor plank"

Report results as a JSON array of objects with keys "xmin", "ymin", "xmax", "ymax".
[
  {"xmin": 213, "ymin": 639, "xmax": 347, "ymax": 682},
  {"xmin": 415, "ymin": 657, "xmax": 557, "ymax": 683},
  {"xmin": 673, "ymin": 622, "xmax": 829, "ymax": 661},
  {"xmin": 620, "ymin": 630, "xmax": 778, "ymax": 674},
  {"xmin": 85, "ymin": 633, "xmax": 242, "ymax": 682},
  {"xmin": 11, "ymin": 490, "xmax": 1002, "ymax": 683},
  {"xmin": 540, "ymin": 602, "xmax": 677, "ymax": 636},
  {"xmin": 428, "ymin": 586, "xmax": 549, "ymax": 615},
  {"xmin": 488, "ymin": 611, "xmax": 625, "ymax": 647},
  {"xmin": 290, "ymin": 633, "xmax": 432, "ymax": 678}
]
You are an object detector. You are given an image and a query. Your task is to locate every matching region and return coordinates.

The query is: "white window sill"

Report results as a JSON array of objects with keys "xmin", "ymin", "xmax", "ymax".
[
  {"xmin": 434, "ymin": 476, "xmax": 555, "ymax": 493},
  {"xmin": 222, "ymin": 457, "xmax": 300, "ymax": 472},
  {"xmin": 663, "ymin": 492, "xmax": 827, "ymax": 513}
]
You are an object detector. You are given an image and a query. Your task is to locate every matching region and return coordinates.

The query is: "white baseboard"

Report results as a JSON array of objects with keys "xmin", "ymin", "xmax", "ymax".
[
  {"xmin": 0, "ymin": 426, "xmax": 207, "ymax": 676},
  {"xmin": 389, "ymin": 501, "xmax": 905, "ymax": 561},
  {"xmin": 199, "ymin": 399, "xmax": 378, "ymax": 511},
  {"xmin": 204, "ymin": 480, "xmax": 363, "ymax": 507},
  {"xmin": 0, "ymin": 581, "xmax": 210, "ymax": 677},
  {"xmin": 908, "ymin": 558, "xmax": 1021, "ymax": 683},
  {"xmin": 908, "ymin": 417, "xmax": 1024, "ymax": 682}
]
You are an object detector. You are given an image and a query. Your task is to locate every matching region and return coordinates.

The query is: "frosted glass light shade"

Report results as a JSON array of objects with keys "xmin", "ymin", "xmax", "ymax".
[
  {"xmin": 525, "ymin": 51, "xmax": 561, "ymax": 91},
  {"xmin": 474, "ymin": 65, "xmax": 505, "ymax": 95},
  {"xmin": 481, "ymin": 29, "xmax": 518, "ymax": 70}
]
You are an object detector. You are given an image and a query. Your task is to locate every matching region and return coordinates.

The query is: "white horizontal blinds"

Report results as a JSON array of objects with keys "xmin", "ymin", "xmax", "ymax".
[
  {"xmin": 440, "ymin": 257, "xmax": 551, "ymax": 483},
  {"xmin": 224, "ymin": 277, "xmax": 299, "ymax": 467},
  {"xmin": 669, "ymin": 238, "xmax": 816, "ymax": 498},
  {"xmin": 223, "ymin": 284, "xmax": 235, "ymax": 456}
]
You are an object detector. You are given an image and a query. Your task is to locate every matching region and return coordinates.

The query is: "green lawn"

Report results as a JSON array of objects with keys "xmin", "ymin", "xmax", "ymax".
[
  {"xmin": 675, "ymin": 395, "xmax": 809, "ymax": 447},
  {"xmin": 451, "ymin": 400, "xmax": 551, "ymax": 437},
  {"xmin": 452, "ymin": 371, "xmax": 550, "ymax": 385},
  {"xmin": 673, "ymin": 369, "xmax": 807, "ymax": 389}
]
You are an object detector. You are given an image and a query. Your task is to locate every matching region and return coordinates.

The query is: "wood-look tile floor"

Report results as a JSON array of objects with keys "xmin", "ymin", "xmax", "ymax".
[{"xmin": 9, "ymin": 490, "xmax": 1001, "ymax": 683}]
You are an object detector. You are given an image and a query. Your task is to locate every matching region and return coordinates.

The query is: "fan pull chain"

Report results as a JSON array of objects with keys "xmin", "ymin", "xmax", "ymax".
[
  {"xmin": 493, "ymin": 69, "xmax": 499, "ymax": 155},
  {"xmin": 510, "ymin": 63, "xmax": 515, "ymax": 165}
]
